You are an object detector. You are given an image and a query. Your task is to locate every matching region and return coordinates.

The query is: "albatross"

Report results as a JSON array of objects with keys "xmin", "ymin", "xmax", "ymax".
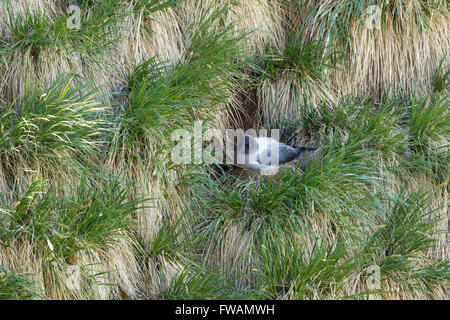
[{"xmin": 236, "ymin": 135, "xmax": 317, "ymax": 174}]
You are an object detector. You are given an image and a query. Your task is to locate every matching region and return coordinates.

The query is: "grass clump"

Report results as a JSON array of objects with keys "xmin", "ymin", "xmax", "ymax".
[
  {"xmin": 0, "ymin": 175, "xmax": 143, "ymax": 299},
  {"xmin": 405, "ymin": 93, "xmax": 449, "ymax": 182},
  {"xmin": 346, "ymin": 97, "xmax": 409, "ymax": 159},
  {"xmin": 159, "ymin": 265, "xmax": 260, "ymax": 299},
  {"xmin": 1, "ymin": 177, "xmax": 140, "ymax": 262},
  {"xmin": 0, "ymin": 75, "xmax": 108, "ymax": 194},
  {"xmin": 3, "ymin": 9, "xmax": 59, "ymax": 58},
  {"xmin": 361, "ymin": 190, "xmax": 449, "ymax": 298},
  {"xmin": 301, "ymin": 0, "xmax": 447, "ymax": 48},
  {"xmin": 255, "ymin": 234, "xmax": 362, "ymax": 299},
  {"xmin": 409, "ymin": 93, "xmax": 449, "ymax": 147},
  {"xmin": 189, "ymin": 139, "xmax": 379, "ymax": 288},
  {"xmin": 254, "ymin": 26, "xmax": 343, "ymax": 127},
  {"xmin": 63, "ymin": 0, "xmax": 130, "ymax": 58},
  {"xmin": 432, "ymin": 56, "xmax": 450, "ymax": 93},
  {"xmin": 255, "ymin": 31, "xmax": 344, "ymax": 84},
  {"xmin": 121, "ymin": 58, "xmax": 202, "ymax": 145},
  {"xmin": 0, "ymin": 265, "xmax": 40, "ymax": 300},
  {"xmin": 0, "ymin": 1, "xmax": 133, "ymax": 100},
  {"xmin": 115, "ymin": 6, "xmax": 246, "ymax": 154}
]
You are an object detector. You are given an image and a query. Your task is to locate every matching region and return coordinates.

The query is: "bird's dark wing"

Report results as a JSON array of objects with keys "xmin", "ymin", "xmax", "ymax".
[
  {"xmin": 256, "ymin": 143, "xmax": 302, "ymax": 165},
  {"xmin": 257, "ymin": 142, "xmax": 318, "ymax": 166},
  {"xmin": 274, "ymin": 145, "xmax": 318, "ymax": 165},
  {"xmin": 296, "ymin": 146, "xmax": 318, "ymax": 153},
  {"xmin": 278, "ymin": 144, "xmax": 304, "ymax": 164}
]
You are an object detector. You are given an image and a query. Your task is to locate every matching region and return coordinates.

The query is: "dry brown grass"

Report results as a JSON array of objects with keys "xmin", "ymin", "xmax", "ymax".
[
  {"xmin": 332, "ymin": 13, "xmax": 450, "ymax": 100},
  {"xmin": 178, "ymin": 0, "xmax": 285, "ymax": 54},
  {"xmin": 258, "ymin": 77, "xmax": 336, "ymax": 128},
  {"xmin": 204, "ymin": 219, "xmax": 256, "ymax": 289}
]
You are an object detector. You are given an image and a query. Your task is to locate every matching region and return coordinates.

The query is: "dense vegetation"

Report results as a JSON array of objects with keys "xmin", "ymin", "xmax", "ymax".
[{"xmin": 0, "ymin": 0, "xmax": 448, "ymax": 299}]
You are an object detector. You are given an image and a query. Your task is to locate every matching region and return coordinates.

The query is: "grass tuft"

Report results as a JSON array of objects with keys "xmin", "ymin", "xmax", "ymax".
[
  {"xmin": 1, "ymin": 176, "xmax": 141, "ymax": 262},
  {"xmin": 0, "ymin": 265, "xmax": 40, "ymax": 300},
  {"xmin": 0, "ymin": 75, "xmax": 109, "ymax": 194}
]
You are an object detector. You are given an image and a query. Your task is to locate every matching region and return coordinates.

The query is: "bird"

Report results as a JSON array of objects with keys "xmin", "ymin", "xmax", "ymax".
[{"xmin": 235, "ymin": 135, "xmax": 318, "ymax": 174}]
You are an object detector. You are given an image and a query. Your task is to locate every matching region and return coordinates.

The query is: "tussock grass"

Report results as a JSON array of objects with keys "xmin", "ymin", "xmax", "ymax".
[
  {"xmin": 300, "ymin": 0, "xmax": 447, "ymax": 47},
  {"xmin": 134, "ymin": 214, "xmax": 200, "ymax": 298},
  {"xmin": 190, "ymin": 143, "xmax": 379, "ymax": 288},
  {"xmin": 277, "ymin": 1, "xmax": 449, "ymax": 99},
  {"xmin": 180, "ymin": 6, "xmax": 250, "ymax": 131},
  {"xmin": 0, "ymin": 0, "xmax": 180, "ymax": 101},
  {"xmin": 255, "ymin": 26, "xmax": 343, "ymax": 127},
  {"xmin": 104, "ymin": 7, "xmax": 248, "ymax": 295},
  {"xmin": 179, "ymin": 0, "xmax": 285, "ymax": 56},
  {"xmin": 1, "ymin": 178, "xmax": 137, "ymax": 260},
  {"xmin": 0, "ymin": 0, "xmax": 448, "ymax": 300},
  {"xmin": 160, "ymin": 264, "xmax": 262, "ymax": 299},
  {"xmin": 0, "ymin": 176, "xmax": 145, "ymax": 299},
  {"xmin": 361, "ymin": 190, "xmax": 449, "ymax": 298},
  {"xmin": 400, "ymin": 93, "xmax": 449, "ymax": 184},
  {"xmin": 255, "ymin": 234, "xmax": 363, "ymax": 299},
  {"xmin": 0, "ymin": 8, "xmax": 80, "ymax": 100},
  {"xmin": 0, "ymin": 1, "xmax": 58, "ymax": 38},
  {"xmin": 432, "ymin": 56, "xmax": 450, "ymax": 93},
  {"xmin": 409, "ymin": 93, "xmax": 449, "ymax": 147},
  {"xmin": 188, "ymin": 89, "xmax": 449, "ymax": 298},
  {"xmin": 0, "ymin": 75, "xmax": 108, "ymax": 198},
  {"xmin": 0, "ymin": 265, "xmax": 40, "ymax": 300},
  {"xmin": 110, "ymin": 0, "xmax": 184, "ymax": 90},
  {"xmin": 0, "ymin": 1, "xmax": 119, "ymax": 100}
]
